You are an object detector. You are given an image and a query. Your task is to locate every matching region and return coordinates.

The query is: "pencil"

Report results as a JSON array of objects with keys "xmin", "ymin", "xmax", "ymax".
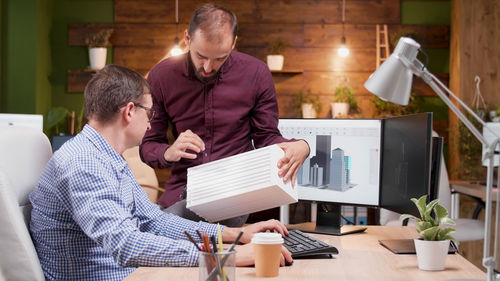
[{"xmin": 216, "ymin": 224, "xmax": 227, "ymax": 281}]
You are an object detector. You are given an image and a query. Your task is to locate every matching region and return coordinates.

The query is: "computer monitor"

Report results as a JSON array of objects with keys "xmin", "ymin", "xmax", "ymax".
[
  {"xmin": 279, "ymin": 113, "xmax": 434, "ymax": 235},
  {"xmin": 378, "ymin": 113, "xmax": 433, "ymax": 218},
  {"xmin": 278, "ymin": 118, "xmax": 382, "ymax": 235},
  {"xmin": 0, "ymin": 113, "xmax": 43, "ymax": 131}
]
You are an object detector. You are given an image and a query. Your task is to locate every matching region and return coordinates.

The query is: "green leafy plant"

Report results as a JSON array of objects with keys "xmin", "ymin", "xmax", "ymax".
[
  {"xmin": 85, "ymin": 28, "xmax": 114, "ymax": 48},
  {"xmin": 46, "ymin": 106, "xmax": 85, "ymax": 135},
  {"xmin": 371, "ymin": 95, "xmax": 419, "ymax": 117},
  {"xmin": 457, "ymin": 111, "xmax": 484, "ymax": 180},
  {"xmin": 400, "ymin": 195, "xmax": 456, "ymax": 241},
  {"xmin": 267, "ymin": 38, "xmax": 288, "ymax": 55},
  {"xmin": 332, "ymin": 85, "xmax": 357, "ymax": 109},
  {"xmin": 292, "ymin": 91, "xmax": 321, "ymax": 116}
]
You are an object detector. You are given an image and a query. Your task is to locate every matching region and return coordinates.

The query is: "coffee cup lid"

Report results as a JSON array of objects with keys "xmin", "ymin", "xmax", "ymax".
[{"xmin": 251, "ymin": 232, "xmax": 284, "ymax": 244}]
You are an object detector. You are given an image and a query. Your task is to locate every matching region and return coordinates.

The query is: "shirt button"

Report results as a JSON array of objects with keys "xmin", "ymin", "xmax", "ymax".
[
  {"xmin": 205, "ymin": 106, "xmax": 210, "ymax": 110},
  {"xmin": 179, "ymin": 193, "xmax": 183, "ymax": 199},
  {"xmin": 204, "ymin": 153, "xmax": 208, "ymax": 157}
]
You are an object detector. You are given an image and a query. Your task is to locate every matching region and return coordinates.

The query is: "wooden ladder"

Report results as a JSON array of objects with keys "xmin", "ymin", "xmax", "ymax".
[{"xmin": 376, "ymin": 24, "xmax": 390, "ymax": 68}]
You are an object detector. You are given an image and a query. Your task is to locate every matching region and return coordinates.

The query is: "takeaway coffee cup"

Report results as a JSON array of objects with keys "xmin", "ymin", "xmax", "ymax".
[{"xmin": 252, "ymin": 232, "xmax": 284, "ymax": 277}]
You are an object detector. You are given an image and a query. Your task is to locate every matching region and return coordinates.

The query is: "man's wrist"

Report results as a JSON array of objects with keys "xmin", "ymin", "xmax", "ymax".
[{"xmin": 222, "ymin": 226, "xmax": 242, "ymax": 242}]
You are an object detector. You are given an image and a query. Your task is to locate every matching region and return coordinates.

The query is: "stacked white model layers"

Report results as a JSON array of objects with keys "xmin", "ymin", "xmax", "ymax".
[{"xmin": 186, "ymin": 144, "xmax": 298, "ymax": 222}]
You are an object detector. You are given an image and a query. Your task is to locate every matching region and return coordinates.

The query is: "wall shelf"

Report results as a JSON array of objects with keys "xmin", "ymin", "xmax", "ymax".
[
  {"xmin": 270, "ymin": 69, "xmax": 303, "ymax": 75},
  {"xmin": 67, "ymin": 69, "xmax": 97, "ymax": 93}
]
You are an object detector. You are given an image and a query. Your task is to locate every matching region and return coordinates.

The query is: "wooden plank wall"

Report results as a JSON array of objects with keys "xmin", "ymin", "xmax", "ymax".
[
  {"xmin": 68, "ymin": 0, "xmax": 449, "ymax": 120},
  {"xmin": 449, "ymin": 0, "xmax": 500, "ymax": 180}
]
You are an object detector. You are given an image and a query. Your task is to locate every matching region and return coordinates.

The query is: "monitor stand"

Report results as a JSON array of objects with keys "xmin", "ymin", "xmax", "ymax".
[{"xmin": 303, "ymin": 203, "xmax": 367, "ymax": 236}]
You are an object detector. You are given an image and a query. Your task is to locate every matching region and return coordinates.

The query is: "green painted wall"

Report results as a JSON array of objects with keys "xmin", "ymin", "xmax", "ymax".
[
  {"xmin": 4, "ymin": 0, "xmax": 38, "ymax": 113},
  {"xmin": 1, "ymin": 0, "xmax": 52, "ymax": 115},
  {"xmin": 400, "ymin": 0, "xmax": 450, "ymax": 115},
  {"xmin": 50, "ymin": 0, "xmax": 113, "ymax": 116},
  {"xmin": 0, "ymin": 0, "xmax": 112, "ymax": 125},
  {"xmin": 401, "ymin": 0, "xmax": 450, "ymax": 74}
]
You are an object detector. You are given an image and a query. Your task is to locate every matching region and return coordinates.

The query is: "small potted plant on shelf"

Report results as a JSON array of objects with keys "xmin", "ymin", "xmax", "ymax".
[
  {"xmin": 331, "ymin": 85, "xmax": 357, "ymax": 118},
  {"xmin": 85, "ymin": 28, "xmax": 113, "ymax": 70},
  {"xmin": 292, "ymin": 91, "xmax": 321, "ymax": 118},
  {"xmin": 400, "ymin": 195, "xmax": 456, "ymax": 271},
  {"xmin": 266, "ymin": 38, "xmax": 288, "ymax": 71}
]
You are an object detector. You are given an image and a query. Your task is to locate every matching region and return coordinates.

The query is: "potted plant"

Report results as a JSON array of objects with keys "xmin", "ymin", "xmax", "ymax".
[
  {"xmin": 292, "ymin": 91, "xmax": 321, "ymax": 118},
  {"xmin": 85, "ymin": 28, "xmax": 113, "ymax": 70},
  {"xmin": 266, "ymin": 38, "xmax": 288, "ymax": 71},
  {"xmin": 331, "ymin": 85, "xmax": 357, "ymax": 118},
  {"xmin": 400, "ymin": 195, "xmax": 456, "ymax": 271}
]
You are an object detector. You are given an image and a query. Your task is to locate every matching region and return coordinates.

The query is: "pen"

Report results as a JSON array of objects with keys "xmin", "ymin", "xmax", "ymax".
[
  {"xmin": 227, "ymin": 231, "xmax": 243, "ymax": 252},
  {"xmin": 184, "ymin": 230, "xmax": 202, "ymax": 251},
  {"xmin": 210, "ymin": 235, "xmax": 218, "ymax": 253},
  {"xmin": 195, "ymin": 227, "xmax": 204, "ymax": 241}
]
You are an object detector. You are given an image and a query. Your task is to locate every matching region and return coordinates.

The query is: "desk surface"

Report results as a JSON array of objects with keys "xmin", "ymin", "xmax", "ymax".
[
  {"xmin": 124, "ymin": 226, "xmax": 485, "ymax": 281},
  {"xmin": 450, "ymin": 180, "xmax": 498, "ymax": 202}
]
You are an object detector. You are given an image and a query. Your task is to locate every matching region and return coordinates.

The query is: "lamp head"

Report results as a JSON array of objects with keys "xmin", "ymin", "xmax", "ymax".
[{"xmin": 364, "ymin": 37, "xmax": 421, "ymax": 106}]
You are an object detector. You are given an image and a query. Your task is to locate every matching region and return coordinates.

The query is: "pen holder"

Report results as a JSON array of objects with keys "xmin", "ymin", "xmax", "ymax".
[{"xmin": 199, "ymin": 250, "xmax": 235, "ymax": 281}]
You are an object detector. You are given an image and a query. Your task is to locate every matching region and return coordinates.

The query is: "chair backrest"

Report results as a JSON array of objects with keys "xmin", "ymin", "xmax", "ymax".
[
  {"xmin": 122, "ymin": 146, "xmax": 161, "ymax": 203},
  {"xmin": 0, "ymin": 126, "xmax": 51, "ymax": 281}
]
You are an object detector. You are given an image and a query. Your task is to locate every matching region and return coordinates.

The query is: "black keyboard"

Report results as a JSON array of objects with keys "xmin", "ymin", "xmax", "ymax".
[{"xmin": 284, "ymin": 229, "xmax": 338, "ymax": 258}]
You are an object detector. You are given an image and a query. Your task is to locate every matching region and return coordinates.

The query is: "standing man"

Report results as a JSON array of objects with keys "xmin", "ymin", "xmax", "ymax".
[
  {"xmin": 29, "ymin": 65, "xmax": 292, "ymax": 281},
  {"xmin": 140, "ymin": 4, "xmax": 309, "ymax": 226}
]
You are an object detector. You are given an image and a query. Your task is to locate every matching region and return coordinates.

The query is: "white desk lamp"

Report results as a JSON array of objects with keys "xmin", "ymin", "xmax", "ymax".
[{"xmin": 364, "ymin": 37, "xmax": 500, "ymax": 281}]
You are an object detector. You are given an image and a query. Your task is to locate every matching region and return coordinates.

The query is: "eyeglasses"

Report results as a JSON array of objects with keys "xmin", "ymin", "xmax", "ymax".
[{"xmin": 134, "ymin": 103, "xmax": 156, "ymax": 122}]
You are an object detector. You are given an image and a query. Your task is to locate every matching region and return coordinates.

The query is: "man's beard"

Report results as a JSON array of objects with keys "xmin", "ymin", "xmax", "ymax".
[
  {"xmin": 194, "ymin": 67, "xmax": 216, "ymax": 82},
  {"xmin": 188, "ymin": 52, "xmax": 217, "ymax": 82}
]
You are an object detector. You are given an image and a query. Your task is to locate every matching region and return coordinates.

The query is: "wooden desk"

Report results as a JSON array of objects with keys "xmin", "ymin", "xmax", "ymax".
[
  {"xmin": 124, "ymin": 226, "xmax": 485, "ymax": 281},
  {"xmin": 450, "ymin": 181, "xmax": 498, "ymax": 202}
]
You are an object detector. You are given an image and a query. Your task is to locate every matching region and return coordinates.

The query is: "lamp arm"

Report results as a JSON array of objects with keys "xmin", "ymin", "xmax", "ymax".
[{"xmin": 416, "ymin": 69, "xmax": 490, "ymax": 147}]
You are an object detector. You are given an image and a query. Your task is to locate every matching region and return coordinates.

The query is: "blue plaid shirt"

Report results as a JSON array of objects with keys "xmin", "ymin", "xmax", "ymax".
[{"xmin": 30, "ymin": 125, "xmax": 220, "ymax": 280}]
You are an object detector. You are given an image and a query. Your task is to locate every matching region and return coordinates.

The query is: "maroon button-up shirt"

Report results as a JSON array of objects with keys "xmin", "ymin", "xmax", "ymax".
[{"xmin": 140, "ymin": 51, "xmax": 290, "ymax": 207}]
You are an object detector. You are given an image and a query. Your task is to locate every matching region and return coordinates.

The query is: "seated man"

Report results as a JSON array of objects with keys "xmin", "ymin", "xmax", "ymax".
[{"xmin": 29, "ymin": 64, "xmax": 292, "ymax": 281}]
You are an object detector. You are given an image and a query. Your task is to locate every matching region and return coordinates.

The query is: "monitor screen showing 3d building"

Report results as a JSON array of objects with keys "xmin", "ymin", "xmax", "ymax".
[{"xmin": 279, "ymin": 119, "xmax": 382, "ymax": 207}]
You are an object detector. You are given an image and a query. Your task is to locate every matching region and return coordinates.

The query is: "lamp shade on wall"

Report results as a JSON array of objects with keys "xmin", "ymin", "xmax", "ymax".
[{"xmin": 364, "ymin": 37, "xmax": 421, "ymax": 106}]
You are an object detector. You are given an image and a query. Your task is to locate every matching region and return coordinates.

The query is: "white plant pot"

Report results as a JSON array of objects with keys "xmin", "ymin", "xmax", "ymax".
[
  {"xmin": 89, "ymin": 47, "xmax": 107, "ymax": 70},
  {"xmin": 267, "ymin": 55, "xmax": 284, "ymax": 71},
  {"xmin": 414, "ymin": 239, "xmax": 450, "ymax": 271},
  {"xmin": 331, "ymin": 102, "xmax": 350, "ymax": 118},
  {"xmin": 302, "ymin": 103, "xmax": 317, "ymax": 119}
]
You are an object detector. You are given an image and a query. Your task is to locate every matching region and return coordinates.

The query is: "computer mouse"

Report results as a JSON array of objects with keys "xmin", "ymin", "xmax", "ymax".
[{"xmin": 284, "ymin": 259, "xmax": 294, "ymax": 266}]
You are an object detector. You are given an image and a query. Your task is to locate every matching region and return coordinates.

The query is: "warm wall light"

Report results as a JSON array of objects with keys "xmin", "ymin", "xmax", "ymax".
[
  {"xmin": 337, "ymin": 0, "xmax": 349, "ymax": 58},
  {"xmin": 170, "ymin": 37, "xmax": 183, "ymax": 57},
  {"xmin": 337, "ymin": 37, "xmax": 349, "ymax": 57},
  {"xmin": 364, "ymin": 37, "xmax": 500, "ymax": 281}
]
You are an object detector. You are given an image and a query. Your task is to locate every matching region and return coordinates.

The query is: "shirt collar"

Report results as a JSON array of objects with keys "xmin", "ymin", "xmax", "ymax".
[{"xmin": 81, "ymin": 124, "xmax": 128, "ymax": 171}]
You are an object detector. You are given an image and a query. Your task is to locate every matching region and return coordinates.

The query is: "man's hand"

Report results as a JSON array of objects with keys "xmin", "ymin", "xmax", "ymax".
[
  {"xmin": 222, "ymin": 219, "xmax": 289, "ymax": 244},
  {"xmin": 164, "ymin": 129, "xmax": 205, "ymax": 162},
  {"xmin": 277, "ymin": 140, "xmax": 310, "ymax": 186},
  {"xmin": 234, "ymin": 244, "xmax": 293, "ymax": 267}
]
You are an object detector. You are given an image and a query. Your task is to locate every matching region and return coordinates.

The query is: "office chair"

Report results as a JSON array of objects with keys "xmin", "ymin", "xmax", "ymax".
[
  {"xmin": 0, "ymin": 126, "xmax": 51, "ymax": 281},
  {"xmin": 122, "ymin": 146, "xmax": 164, "ymax": 203},
  {"xmin": 379, "ymin": 132, "xmax": 485, "ymax": 243}
]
